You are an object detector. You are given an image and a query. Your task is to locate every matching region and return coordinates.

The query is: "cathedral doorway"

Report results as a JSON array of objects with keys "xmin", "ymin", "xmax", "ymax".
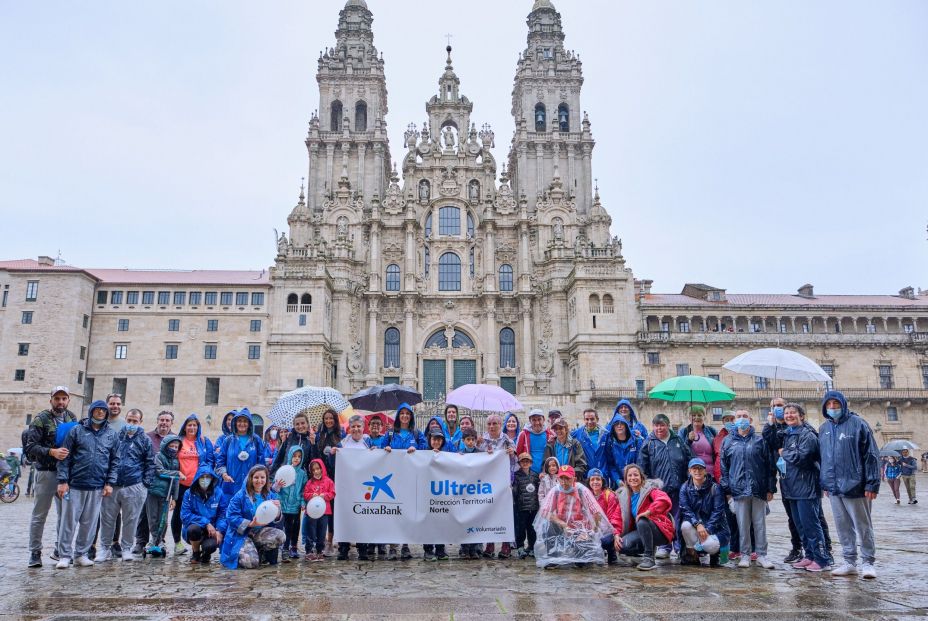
[{"xmin": 420, "ymin": 327, "xmax": 479, "ymax": 400}]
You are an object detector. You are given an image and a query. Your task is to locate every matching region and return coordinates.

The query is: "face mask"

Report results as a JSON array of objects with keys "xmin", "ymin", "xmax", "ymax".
[
  {"xmin": 166, "ymin": 447, "xmax": 179, "ymax": 458},
  {"xmin": 91, "ymin": 416, "xmax": 106, "ymax": 427},
  {"xmin": 724, "ymin": 422, "xmax": 736, "ymax": 433},
  {"xmin": 270, "ymin": 430, "xmax": 278, "ymax": 439},
  {"xmin": 735, "ymin": 418, "xmax": 751, "ymax": 431},
  {"xmin": 772, "ymin": 407, "xmax": 784, "ymax": 420},
  {"xmin": 826, "ymin": 408, "xmax": 842, "ymax": 419},
  {"xmin": 198, "ymin": 477, "xmax": 212, "ymax": 490},
  {"xmin": 124, "ymin": 424, "xmax": 139, "ymax": 435},
  {"xmin": 560, "ymin": 482, "xmax": 574, "ymax": 492}
]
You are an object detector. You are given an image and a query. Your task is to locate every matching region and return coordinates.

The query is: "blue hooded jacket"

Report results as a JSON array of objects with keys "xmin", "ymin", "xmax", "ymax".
[
  {"xmin": 720, "ymin": 428, "xmax": 776, "ymax": 500},
  {"xmin": 179, "ymin": 413, "xmax": 215, "ymax": 469},
  {"xmin": 180, "ymin": 464, "xmax": 228, "ymax": 542},
  {"xmin": 277, "ymin": 445, "xmax": 309, "ymax": 514},
  {"xmin": 113, "ymin": 425, "xmax": 155, "ymax": 488},
  {"xmin": 679, "ymin": 475, "xmax": 730, "ymax": 547},
  {"xmin": 612, "ymin": 399, "xmax": 648, "ymax": 440},
  {"xmin": 220, "ymin": 478, "xmax": 280, "ymax": 569},
  {"xmin": 389, "ymin": 402, "xmax": 425, "ymax": 450},
  {"xmin": 571, "ymin": 421, "xmax": 606, "ymax": 473},
  {"xmin": 818, "ymin": 390, "xmax": 880, "ymax": 498},
  {"xmin": 637, "ymin": 428, "xmax": 692, "ymax": 493},
  {"xmin": 779, "ymin": 423, "xmax": 821, "ymax": 500},
  {"xmin": 503, "ymin": 412, "xmax": 521, "ymax": 444},
  {"xmin": 215, "ymin": 410, "xmax": 264, "ymax": 496},
  {"xmin": 57, "ymin": 401, "xmax": 120, "ymax": 491},
  {"xmin": 601, "ymin": 414, "xmax": 643, "ymax": 487},
  {"xmin": 424, "ymin": 416, "xmax": 451, "ymax": 440}
]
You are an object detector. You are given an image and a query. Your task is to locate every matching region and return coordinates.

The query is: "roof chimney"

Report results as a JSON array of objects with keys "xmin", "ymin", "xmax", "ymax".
[
  {"xmin": 37, "ymin": 256, "xmax": 55, "ymax": 266},
  {"xmin": 797, "ymin": 283, "xmax": 814, "ymax": 298},
  {"xmin": 899, "ymin": 286, "xmax": 915, "ymax": 300}
]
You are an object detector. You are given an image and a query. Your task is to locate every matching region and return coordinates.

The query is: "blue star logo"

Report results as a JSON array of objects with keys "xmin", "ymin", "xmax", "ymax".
[{"xmin": 362, "ymin": 473, "xmax": 395, "ymax": 501}]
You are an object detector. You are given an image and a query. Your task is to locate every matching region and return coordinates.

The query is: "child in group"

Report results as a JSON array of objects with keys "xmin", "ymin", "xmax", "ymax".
[
  {"xmin": 454, "ymin": 415, "xmax": 476, "ymax": 451},
  {"xmin": 365, "ymin": 414, "xmax": 391, "ymax": 450},
  {"xmin": 587, "ymin": 468, "xmax": 623, "ymax": 565},
  {"xmin": 425, "ymin": 416, "xmax": 449, "ymax": 441},
  {"xmin": 423, "ymin": 431, "xmax": 450, "ymax": 561},
  {"xmin": 301, "ymin": 458, "xmax": 335, "ymax": 561},
  {"xmin": 512, "ymin": 452, "xmax": 540, "ymax": 559},
  {"xmin": 457, "ymin": 427, "xmax": 482, "ymax": 559},
  {"xmin": 145, "ymin": 435, "xmax": 182, "ymax": 557},
  {"xmin": 538, "ymin": 456, "xmax": 561, "ymax": 504},
  {"xmin": 332, "ymin": 415, "xmax": 370, "ymax": 561},
  {"xmin": 277, "ymin": 446, "xmax": 308, "ymax": 561}
]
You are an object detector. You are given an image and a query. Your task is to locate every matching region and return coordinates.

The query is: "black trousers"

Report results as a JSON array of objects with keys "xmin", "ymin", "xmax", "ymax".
[
  {"xmin": 620, "ymin": 517, "xmax": 670, "ymax": 558},
  {"xmin": 514, "ymin": 509, "xmax": 537, "ymax": 550},
  {"xmin": 282, "ymin": 513, "xmax": 301, "ymax": 550},
  {"xmin": 185, "ymin": 524, "xmax": 218, "ymax": 555},
  {"xmin": 170, "ymin": 485, "xmax": 190, "ymax": 544}
]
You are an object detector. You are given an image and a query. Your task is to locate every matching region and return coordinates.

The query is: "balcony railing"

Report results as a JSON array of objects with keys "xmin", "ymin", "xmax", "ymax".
[{"xmin": 637, "ymin": 330, "xmax": 915, "ymax": 347}]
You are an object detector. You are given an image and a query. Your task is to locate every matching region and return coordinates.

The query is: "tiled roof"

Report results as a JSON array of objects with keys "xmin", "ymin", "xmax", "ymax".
[
  {"xmin": 86, "ymin": 268, "xmax": 270, "ymax": 286},
  {"xmin": 641, "ymin": 293, "xmax": 928, "ymax": 308},
  {"xmin": 0, "ymin": 259, "xmax": 270, "ymax": 286}
]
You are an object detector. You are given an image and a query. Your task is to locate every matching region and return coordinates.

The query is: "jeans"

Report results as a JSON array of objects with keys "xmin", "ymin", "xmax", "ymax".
[
  {"xmin": 621, "ymin": 517, "xmax": 670, "ymax": 558},
  {"xmin": 829, "ymin": 496, "xmax": 876, "ymax": 565},
  {"xmin": 59, "ymin": 488, "xmax": 104, "ymax": 559},
  {"xmin": 733, "ymin": 497, "xmax": 768, "ymax": 556},
  {"xmin": 887, "ymin": 478, "xmax": 900, "ymax": 500},
  {"xmin": 514, "ymin": 508, "xmax": 537, "ymax": 550},
  {"xmin": 302, "ymin": 514, "xmax": 328, "ymax": 553},
  {"xmin": 792, "ymin": 499, "xmax": 829, "ymax": 565},
  {"xmin": 28, "ymin": 470, "xmax": 62, "ymax": 554},
  {"xmin": 99, "ymin": 483, "xmax": 147, "ymax": 553},
  {"xmin": 145, "ymin": 494, "xmax": 171, "ymax": 548}
]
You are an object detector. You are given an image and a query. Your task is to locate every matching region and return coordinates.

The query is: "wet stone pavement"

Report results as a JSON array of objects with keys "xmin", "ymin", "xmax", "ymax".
[{"xmin": 0, "ymin": 475, "xmax": 926, "ymax": 621}]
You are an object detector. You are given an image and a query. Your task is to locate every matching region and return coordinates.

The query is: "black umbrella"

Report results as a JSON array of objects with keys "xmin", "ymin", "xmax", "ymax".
[{"xmin": 349, "ymin": 383, "xmax": 422, "ymax": 412}]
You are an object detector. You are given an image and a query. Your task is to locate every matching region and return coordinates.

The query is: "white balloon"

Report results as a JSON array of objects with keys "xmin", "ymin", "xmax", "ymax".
[
  {"xmin": 254, "ymin": 500, "xmax": 280, "ymax": 526},
  {"xmin": 306, "ymin": 496, "xmax": 326, "ymax": 519},
  {"xmin": 275, "ymin": 465, "xmax": 296, "ymax": 488}
]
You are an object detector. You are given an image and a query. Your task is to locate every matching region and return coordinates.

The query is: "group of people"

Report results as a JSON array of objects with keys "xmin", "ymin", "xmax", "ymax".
[
  {"xmin": 881, "ymin": 451, "xmax": 919, "ymax": 505},
  {"xmin": 23, "ymin": 385, "xmax": 885, "ymax": 578}
]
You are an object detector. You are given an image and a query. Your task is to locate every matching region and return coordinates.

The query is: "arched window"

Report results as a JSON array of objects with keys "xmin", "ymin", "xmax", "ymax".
[
  {"xmin": 330, "ymin": 100, "xmax": 343, "ymax": 131},
  {"xmin": 466, "ymin": 213, "xmax": 475, "ymax": 238},
  {"xmin": 589, "ymin": 294, "xmax": 600, "ymax": 313},
  {"xmin": 499, "ymin": 264, "xmax": 514, "ymax": 292},
  {"xmin": 385, "ymin": 264, "xmax": 400, "ymax": 291},
  {"xmin": 439, "ymin": 206, "xmax": 460, "ymax": 236},
  {"xmin": 534, "ymin": 103, "xmax": 546, "ymax": 132},
  {"xmin": 438, "ymin": 252, "xmax": 461, "ymax": 291},
  {"xmin": 301, "ymin": 293, "xmax": 312, "ymax": 306},
  {"xmin": 425, "ymin": 330, "xmax": 448, "ymax": 348},
  {"xmin": 425, "ymin": 328, "xmax": 474, "ymax": 349},
  {"xmin": 558, "ymin": 103, "xmax": 569, "ymax": 132},
  {"xmin": 354, "ymin": 101, "xmax": 367, "ymax": 132},
  {"xmin": 287, "ymin": 293, "xmax": 298, "ymax": 305},
  {"xmin": 499, "ymin": 327, "xmax": 516, "ymax": 368},
  {"xmin": 425, "ymin": 213, "xmax": 432, "ymax": 237},
  {"xmin": 451, "ymin": 329, "xmax": 475, "ymax": 348},
  {"xmin": 424, "ymin": 246, "xmax": 430, "ymax": 277},
  {"xmin": 602, "ymin": 294, "xmax": 614, "ymax": 313},
  {"xmin": 384, "ymin": 327, "xmax": 400, "ymax": 368}
]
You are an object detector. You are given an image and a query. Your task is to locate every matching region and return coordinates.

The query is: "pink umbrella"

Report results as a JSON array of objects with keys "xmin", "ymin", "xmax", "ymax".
[{"xmin": 445, "ymin": 384, "xmax": 524, "ymax": 413}]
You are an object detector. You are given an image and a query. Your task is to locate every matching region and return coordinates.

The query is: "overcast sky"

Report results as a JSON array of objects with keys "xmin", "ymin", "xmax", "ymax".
[{"xmin": 2, "ymin": 0, "xmax": 926, "ymax": 294}]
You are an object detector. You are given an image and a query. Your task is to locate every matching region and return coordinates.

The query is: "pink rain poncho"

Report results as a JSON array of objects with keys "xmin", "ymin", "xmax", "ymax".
[{"xmin": 532, "ymin": 481, "xmax": 614, "ymax": 568}]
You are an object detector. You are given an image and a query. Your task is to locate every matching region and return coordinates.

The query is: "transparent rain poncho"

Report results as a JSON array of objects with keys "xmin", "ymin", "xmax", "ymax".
[{"xmin": 532, "ymin": 482, "xmax": 615, "ymax": 568}]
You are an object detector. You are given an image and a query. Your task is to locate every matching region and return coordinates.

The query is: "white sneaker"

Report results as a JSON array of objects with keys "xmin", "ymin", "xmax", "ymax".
[
  {"xmin": 95, "ymin": 548, "xmax": 113, "ymax": 562},
  {"xmin": 174, "ymin": 542, "xmax": 187, "ymax": 556},
  {"xmin": 756, "ymin": 556, "xmax": 774, "ymax": 569},
  {"xmin": 738, "ymin": 556, "xmax": 751, "ymax": 568},
  {"xmin": 55, "ymin": 557, "xmax": 70, "ymax": 570},
  {"xmin": 121, "ymin": 550, "xmax": 135, "ymax": 562},
  {"xmin": 74, "ymin": 555, "xmax": 95, "ymax": 567},
  {"xmin": 654, "ymin": 547, "xmax": 670, "ymax": 559},
  {"xmin": 861, "ymin": 563, "xmax": 876, "ymax": 579},
  {"xmin": 830, "ymin": 562, "xmax": 858, "ymax": 577}
]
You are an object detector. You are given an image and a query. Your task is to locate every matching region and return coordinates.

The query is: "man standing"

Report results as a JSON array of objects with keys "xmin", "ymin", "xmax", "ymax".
[
  {"xmin": 133, "ymin": 411, "xmax": 174, "ymax": 553},
  {"xmin": 899, "ymin": 449, "xmax": 918, "ymax": 504},
  {"xmin": 106, "ymin": 393, "xmax": 124, "ymax": 433},
  {"xmin": 818, "ymin": 390, "xmax": 880, "ymax": 579},
  {"xmin": 24, "ymin": 386, "xmax": 77, "ymax": 568},
  {"xmin": 637, "ymin": 413, "xmax": 692, "ymax": 557},
  {"xmin": 98, "ymin": 408, "xmax": 153, "ymax": 562},
  {"xmin": 56, "ymin": 400, "xmax": 119, "ymax": 568},
  {"xmin": 544, "ymin": 418, "xmax": 588, "ymax": 481},
  {"xmin": 516, "ymin": 409, "xmax": 553, "ymax": 473},
  {"xmin": 571, "ymin": 408, "xmax": 605, "ymax": 473}
]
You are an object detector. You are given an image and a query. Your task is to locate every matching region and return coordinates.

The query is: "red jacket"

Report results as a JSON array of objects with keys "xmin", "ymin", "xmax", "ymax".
[
  {"xmin": 302, "ymin": 458, "xmax": 335, "ymax": 515},
  {"xmin": 617, "ymin": 481, "xmax": 675, "ymax": 543},
  {"xmin": 712, "ymin": 429, "xmax": 730, "ymax": 482},
  {"xmin": 595, "ymin": 488, "xmax": 623, "ymax": 532},
  {"xmin": 516, "ymin": 428, "xmax": 554, "ymax": 456}
]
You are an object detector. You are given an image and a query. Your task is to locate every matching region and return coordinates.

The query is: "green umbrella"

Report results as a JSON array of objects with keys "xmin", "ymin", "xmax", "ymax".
[{"xmin": 648, "ymin": 375, "xmax": 736, "ymax": 403}]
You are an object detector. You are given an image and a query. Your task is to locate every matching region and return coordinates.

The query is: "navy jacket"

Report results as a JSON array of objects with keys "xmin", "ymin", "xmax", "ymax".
[
  {"xmin": 720, "ymin": 429, "xmax": 776, "ymax": 500},
  {"xmin": 779, "ymin": 424, "xmax": 820, "ymax": 500},
  {"xmin": 637, "ymin": 432, "xmax": 692, "ymax": 493},
  {"xmin": 601, "ymin": 414, "xmax": 643, "ymax": 487},
  {"xmin": 818, "ymin": 390, "xmax": 880, "ymax": 498},
  {"xmin": 180, "ymin": 464, "xmax": 228, "ymax": 542},
  {"xmin": 113, "ymin": 427, "xmax": 155, "ymax": 488},
  {"xmin": 57, "ymin": 417, "xmax": 119, "ymax": 490},
  {"xmin": 678, "ymin": 476, "xmax": 730, "ymax": 546}
]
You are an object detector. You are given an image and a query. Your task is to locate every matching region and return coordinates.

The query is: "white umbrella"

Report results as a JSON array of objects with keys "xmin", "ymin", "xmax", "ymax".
[
  {"xmin": 266, "ymin": 386, "xmax": 351, "ymax": 429},
  {"xmin": 723, "ymin": 348, "xmax": 832, "ymax": 383}
]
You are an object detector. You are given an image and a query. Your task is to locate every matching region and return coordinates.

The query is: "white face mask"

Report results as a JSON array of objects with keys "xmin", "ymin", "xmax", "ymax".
[
  {"xmin": 198, "ymin": 477, "xmax": 212, "ymax": 490},
  {"xmin": 270, "ymin": 430, "xmax": 278, "ymax": 439}
]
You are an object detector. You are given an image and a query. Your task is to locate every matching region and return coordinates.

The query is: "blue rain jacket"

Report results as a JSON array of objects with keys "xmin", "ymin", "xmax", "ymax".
[
  {"xmin": 679, "ymin": 476, "xmax": 730, "ymax": 546},
  {"xmin": 220, "ymin": 482, "xmax": 280, "ymax": 569},
  {"xmin": 601, "ymin": 414, "xmax": 643, "ymax": 488},
  {"xmin": 215, "ymin": 410, "xmax": 265, "ymax": 496},
  {"xmin": 818, "ymin": 390, "xmax": 880, "ymax": 498},
  {"xmin": 720, "ymin": 429, "xmax": 776, "ymax": 500},
  {"xmin": 180, "ymin": 464, "xmax": 228, "ymax": 542},
  {"xmin": 779, "ymin": 424, "xmax": 821, "ymax": 500}
]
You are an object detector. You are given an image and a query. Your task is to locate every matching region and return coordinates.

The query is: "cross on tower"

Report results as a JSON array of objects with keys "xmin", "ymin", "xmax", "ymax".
[{"xmin": 444, "ymin": 33, "xmax": 453, "ymax": 47}]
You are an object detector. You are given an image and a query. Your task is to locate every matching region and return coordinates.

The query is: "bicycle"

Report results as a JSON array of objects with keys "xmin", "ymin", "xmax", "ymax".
[{"xmin": 0, "ymin": 474, "xmax": 20, "ymax": 503}]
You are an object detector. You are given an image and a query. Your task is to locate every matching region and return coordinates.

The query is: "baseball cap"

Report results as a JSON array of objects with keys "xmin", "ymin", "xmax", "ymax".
[
  {"xmin": 547, "ymin": 409, "xmax": 562, "ymax": 418},
  {"xmin": 588, "ymin": 468, "xmax": 604, "ymax": 480},
  {"xmin": 528, "ymin": 408, "xmax": 544, "ymax": 419},
  {"xmin": 517, "ymin": 452, "xmax": 533, "ymax": 463},
  {"xmin": 688, "ymin": 457, "xmax": 707, "ymax": 469},
  {"xmin": 558, "ymin": 465, "xmax": 576, "ymax": 479},
  {"xmin": 551, "ymin": 418, "xmax": 568, "ymax": 429},
  {"xmin": 50, "ymin": 386, "xmax": 70, "ymax": 397}
]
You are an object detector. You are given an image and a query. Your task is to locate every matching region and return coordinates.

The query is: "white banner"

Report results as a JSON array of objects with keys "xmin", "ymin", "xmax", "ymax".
[{"xmin": 333, "ymin": 449, "xmax": 515, "ymax": 544}]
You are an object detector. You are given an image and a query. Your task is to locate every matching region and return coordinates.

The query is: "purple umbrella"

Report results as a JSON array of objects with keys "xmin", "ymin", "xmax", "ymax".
[{"xmin": 445, "ymin": 384, "xmax": 524, "ymax": 413}]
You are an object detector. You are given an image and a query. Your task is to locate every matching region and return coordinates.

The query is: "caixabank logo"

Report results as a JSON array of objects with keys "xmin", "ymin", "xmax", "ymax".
[{"xmin": 353, "ymin": 472, "xmax": 403, "ymax": 515}]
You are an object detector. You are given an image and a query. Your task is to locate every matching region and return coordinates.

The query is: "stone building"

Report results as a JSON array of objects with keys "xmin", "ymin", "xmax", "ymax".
[{"xmin": 1, "ymin": 0, "xmax": 926, "ymax": 450}]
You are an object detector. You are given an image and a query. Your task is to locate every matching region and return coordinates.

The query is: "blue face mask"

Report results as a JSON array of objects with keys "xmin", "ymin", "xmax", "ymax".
[
  {"xmin": 724, "ymin": 422, "xmax": 736, "ymax": 433},
  {"xmin": 772, "ymin": 407, "xmax": 784, "ymax": 420},
  {"xmin": 734, "ymin": 418, "xmax": 751, "ymax": 431},
  {"xmin": 124, "ymin": 424, "xmax": 139, "ymax": 435},
  {"xmin": 826, "ymin": 408, "xmax": 843, "ymax": 419}
]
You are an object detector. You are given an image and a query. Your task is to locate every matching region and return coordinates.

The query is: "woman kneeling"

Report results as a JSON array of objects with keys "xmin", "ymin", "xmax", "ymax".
[
  {"xmin": 220, "ymin": 465, "xmax": 286, "ymax": 569},
  {"xmin": 615, "ymin": 464, "xmax": 675, "ymax": 571}
]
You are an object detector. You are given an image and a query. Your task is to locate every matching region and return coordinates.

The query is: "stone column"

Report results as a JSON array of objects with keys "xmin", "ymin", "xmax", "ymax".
[
  {"xmin": 520, "ymin": 297, "xmax": 535, "ymax": 390},
  {"xmin": 567, "ymin": 144, "xmax": 576, "ymax": 194},
  {"xmin": 484, "ymin": 216, "xmax": 497, "ymax": 292},
  {"xmin": 369, "ymin": 217, "xmax": 381, "ymax": 292},
  {"xmin": 535, "ymin": 143, "xmax": 545, "ymax": 193},
  {"xmin": 325, "ymin": 143, "xmax": 335, "ymax": 194},
  {"xmin": 366, "ymin": 299, "xmax": 379, "ymax": 385},
  {"xmin": 402, "ymin": 297, "xmax": 417, "ymax": 385},
  {"xmin": 403, "ymin": 220, "xmax": 416, "ymax": 292},
  {"xmin": 357, "ymin": 143, "xmax": 367, "ymax": 191},
  {"xmin": 484, "ymin": 299, "xmax": 499, "ymax": 385}
]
